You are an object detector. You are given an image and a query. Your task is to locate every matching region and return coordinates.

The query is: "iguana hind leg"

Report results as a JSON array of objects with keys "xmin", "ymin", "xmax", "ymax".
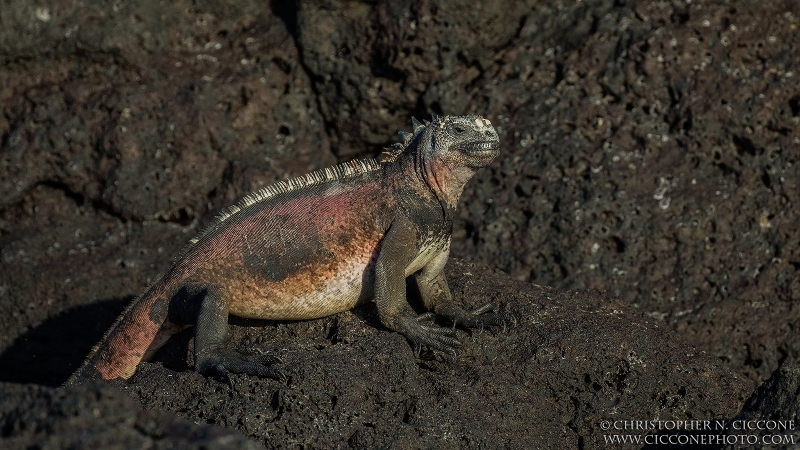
[{"xmin": 169, "ymin": 283, "xmax": 285, "ymax": 382}]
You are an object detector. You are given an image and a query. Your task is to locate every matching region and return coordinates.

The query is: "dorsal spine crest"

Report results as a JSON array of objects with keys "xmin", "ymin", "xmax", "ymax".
[
  {"xmin": 177, "ymin": 158, "xmax": 381, "ymax": 259},
  {"xmin": 379, "ymin": 115, "xmax": 450, "ymax": 163}
]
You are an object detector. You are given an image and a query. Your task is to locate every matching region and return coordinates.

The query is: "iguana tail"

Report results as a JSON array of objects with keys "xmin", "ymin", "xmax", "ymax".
[{"xmin": 64, "ymin": 277, "xmax": 182, "ymax": 386}]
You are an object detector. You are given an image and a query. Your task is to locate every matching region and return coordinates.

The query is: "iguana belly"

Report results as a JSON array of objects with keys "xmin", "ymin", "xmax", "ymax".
[{"xmin": 228, "ymin": 252, "xmax": 375, "ymax": 320}]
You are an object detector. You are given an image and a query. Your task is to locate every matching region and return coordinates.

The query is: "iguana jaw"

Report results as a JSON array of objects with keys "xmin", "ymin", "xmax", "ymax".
[
  {"xmin": 451, "ymin": 139, "xmax": 500, "ymax": 168},
  {"xmin": 455, "ymin": 140, "xmax": 499, "ymax": 152}
]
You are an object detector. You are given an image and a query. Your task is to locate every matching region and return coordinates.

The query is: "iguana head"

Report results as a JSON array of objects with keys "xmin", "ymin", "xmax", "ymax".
[
  {"xmin": 424, "ymin": 115, "xmax": 500, "ymax": 169},
  {"xmin": 383, "ymin": 115, "xmax": 499, "ymax": 166},
  {"xmin": 386, "ymin": 115, "xmax": 500, "ymax": 210}
]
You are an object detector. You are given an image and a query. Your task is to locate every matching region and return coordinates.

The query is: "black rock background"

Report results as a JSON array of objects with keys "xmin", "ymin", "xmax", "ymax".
[{"xmin": 1, "ymin": 0, "xmax": 798, "ymax": 448}]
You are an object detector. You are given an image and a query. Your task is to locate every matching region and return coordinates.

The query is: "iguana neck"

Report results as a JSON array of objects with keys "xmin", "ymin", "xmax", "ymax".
[{"xmin": 396, "ymin": 138, "xmax": 474, "ymax": 222}]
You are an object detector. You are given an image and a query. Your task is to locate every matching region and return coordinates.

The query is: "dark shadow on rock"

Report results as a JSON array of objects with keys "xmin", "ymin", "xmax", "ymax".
[
  {"xmin": 0, "ymin": 298, "xmax": 129, "ymax": 386},
  {"xmin": 148, "ymin": 327, "xmax": 194, "ymax": 375},
  {"xmin": 0, "ymin": 382, "xmax": 260, "ymax": 449},
  {"xmin": 269, "ymin": 0, "xmax": 298, "ymax": 38},
  {"xmin": 718, "ymin": 362, "xmax": 800, "ymax": 450}
]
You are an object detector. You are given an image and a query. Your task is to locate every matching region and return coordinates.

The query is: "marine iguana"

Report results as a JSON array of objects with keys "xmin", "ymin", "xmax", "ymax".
[{"xmin": 66, "ymin": 115, "xmax": 515, "ymax": 385}]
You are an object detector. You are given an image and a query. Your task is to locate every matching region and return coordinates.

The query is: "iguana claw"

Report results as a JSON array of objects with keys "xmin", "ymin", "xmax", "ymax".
[
  {"xmin": 441, "ymin": 301, "xmax": 518, "ymax": 332},
  {"xmin": 240, "ymin": 346, "xmax": 283, "ymax": 365},
  {"xmin": 197, "ymin": 352, "xmax": 287, "ymax": 384},
  {"xmin": 395, "ymin": 312, "xmax": 461, "ymax": 357}
]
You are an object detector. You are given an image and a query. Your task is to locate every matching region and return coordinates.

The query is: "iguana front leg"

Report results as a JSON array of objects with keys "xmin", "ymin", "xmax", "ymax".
[
  {"xmin": 374, "ymin": 218, "xmax": 461, "ymax": 355},
  {"xmin": 416, "ymin": 243, "xmax": 517, "ymax": 331}
]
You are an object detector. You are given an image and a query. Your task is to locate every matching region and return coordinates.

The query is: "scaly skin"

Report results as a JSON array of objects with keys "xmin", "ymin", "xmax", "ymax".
[{"xmin": 65, "ymin": 115, "xmax": 516, "ymax": 386}]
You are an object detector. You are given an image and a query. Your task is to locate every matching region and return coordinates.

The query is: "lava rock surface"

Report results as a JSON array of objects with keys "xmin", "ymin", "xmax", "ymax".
[{"xmin": 2, "ymin": 0, "xmax": 798, "ymax": 448}]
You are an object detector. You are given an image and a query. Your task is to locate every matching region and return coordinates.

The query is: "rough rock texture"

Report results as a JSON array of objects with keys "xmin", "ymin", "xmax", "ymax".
[
  {"xmin": 0, "ymin": 0, "xmax": 333, "ymax": 222},
  {"xmin": 0, "ymin": 382, "xmax": 260, "ymax": 449},
  {"xmin": 293, "ymin": 0, "xmax": 538, "ymax": 158},
  {"xmin": 1, "ymin": 0, "xmax": 798, "ymax": 448}
]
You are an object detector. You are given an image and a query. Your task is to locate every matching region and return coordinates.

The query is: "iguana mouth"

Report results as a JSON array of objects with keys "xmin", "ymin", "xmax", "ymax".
[
  {"xmin": 454, "ymin": 140, "xmax": 499, "ymax": 168},
  {"xmin": 454, "ymin": 140, "xmax": 500, "ymax": 154}
]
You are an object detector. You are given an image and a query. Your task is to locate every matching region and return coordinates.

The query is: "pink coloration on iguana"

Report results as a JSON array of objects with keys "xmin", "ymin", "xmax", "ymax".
[{"xmin": 66, "ymin": 115, "xmax": 515, "ymax": 385}]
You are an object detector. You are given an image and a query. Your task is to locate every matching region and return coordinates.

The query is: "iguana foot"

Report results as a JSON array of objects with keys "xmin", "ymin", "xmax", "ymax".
[
  {"xmin": 197, "ymin": 351, "xmax": 286, "ymax": 383},
  {"xmin": 439, "ymin": 302, "xmax": 517, "ymax": 332},
  {"xmin": 395, "ymin": 311, "xmax": 461, "ymax": 356}
]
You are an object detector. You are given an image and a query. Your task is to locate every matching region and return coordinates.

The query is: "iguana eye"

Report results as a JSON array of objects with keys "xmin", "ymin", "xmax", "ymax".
[{"xmin": 452, "ymin": 124, "xmax": 467, "ymax": 134}]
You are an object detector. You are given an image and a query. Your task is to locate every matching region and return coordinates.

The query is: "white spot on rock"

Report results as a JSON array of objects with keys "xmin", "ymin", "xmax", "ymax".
[{"xmin": 35, "ymin": 7, "xmax": 51, "ymax": 22}]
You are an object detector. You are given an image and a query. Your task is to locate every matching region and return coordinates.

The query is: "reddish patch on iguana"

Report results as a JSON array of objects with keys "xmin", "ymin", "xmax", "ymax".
[
  {"xmin": 93, "ymin": 282, "xmax": 173, "ymax": 381},
  {"xmin": 183, "ymin": 180, "xmax": 392, "ymax": 319}
]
